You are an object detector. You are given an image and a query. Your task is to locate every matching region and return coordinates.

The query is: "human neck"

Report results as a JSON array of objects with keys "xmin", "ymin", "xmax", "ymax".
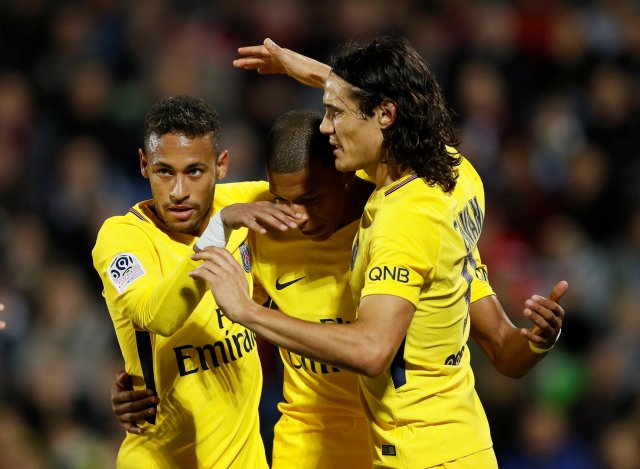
[
  {"xmin": 336, "ymin": 177, "xmax": 375, "ymax": 230},
  {"xmin": 366, "ymin": 162, "xmax": 412, "ymax": 189}
]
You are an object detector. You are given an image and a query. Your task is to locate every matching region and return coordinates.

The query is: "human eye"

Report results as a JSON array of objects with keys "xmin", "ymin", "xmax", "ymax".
[{"xmin": 188, "ymin": 167, "xmax": 204, "ymax": 177}]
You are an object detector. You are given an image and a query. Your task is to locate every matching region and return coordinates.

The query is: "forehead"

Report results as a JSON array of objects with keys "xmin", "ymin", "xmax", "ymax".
[
  {"xmin": 323, "ymin": 74, "xmax": 357, "ymax": 107},
  {"xmin": 269, "ymin": 165, "xmax": 341, "ymax": 199},
  {"xmin": 147, "ymin": 132, "xmax": 216, "ymax": 164}
]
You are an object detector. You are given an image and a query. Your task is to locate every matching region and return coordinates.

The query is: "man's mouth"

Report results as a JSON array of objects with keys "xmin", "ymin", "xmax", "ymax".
[{"xmin": 168, "ymin": 206, "xmax": 194, "ymax": 221}]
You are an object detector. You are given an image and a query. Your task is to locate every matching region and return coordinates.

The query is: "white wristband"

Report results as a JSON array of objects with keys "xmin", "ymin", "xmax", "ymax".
[
  {"xmin": 195, "ymin": 211, "xmax": 230, "ymax": 250},
  {"xmin": 528, "ymin": 328, "xmax": 562, "ymax": 354}
]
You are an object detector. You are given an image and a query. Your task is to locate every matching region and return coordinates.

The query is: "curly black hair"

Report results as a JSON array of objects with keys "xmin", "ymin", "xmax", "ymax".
[
  {"xmin": 330, "ymin": 36, "xmax": 461, "ymax": 192},
  {"xmin": 143, "ymin": 95, "xmax": 221, "ymax": 154}
]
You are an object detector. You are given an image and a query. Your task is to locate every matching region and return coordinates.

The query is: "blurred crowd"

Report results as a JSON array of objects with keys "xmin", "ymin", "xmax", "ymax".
[{"xmin": 0, "ymin": 0, "xmax": 639, "ymax": 467}]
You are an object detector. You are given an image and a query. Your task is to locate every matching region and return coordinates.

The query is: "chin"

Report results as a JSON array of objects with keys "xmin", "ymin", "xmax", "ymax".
[{"xmin": 334, "ymin": 159, "xmax": 352, "ymax": 173}]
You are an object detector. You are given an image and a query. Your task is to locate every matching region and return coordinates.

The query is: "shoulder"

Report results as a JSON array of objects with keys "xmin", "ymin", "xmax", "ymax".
[
  {"xmin": 214, "ymin": 181, "xmax": 270, "ymax": 209},
  {"xmin": 94, "ymin": 210, "xmax": 156, "ymax": 257}
]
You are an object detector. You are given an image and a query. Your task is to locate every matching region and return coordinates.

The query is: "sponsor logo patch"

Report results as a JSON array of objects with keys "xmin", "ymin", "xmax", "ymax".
[{"xmin": 108, "ymin": 253, "xmax": 145, "ymax": 293}]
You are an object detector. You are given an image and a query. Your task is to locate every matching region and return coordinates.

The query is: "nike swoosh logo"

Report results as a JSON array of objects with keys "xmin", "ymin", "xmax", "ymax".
[{"xmin": 275, "ymin": 276, "xmax": 306, "ymax": 291}]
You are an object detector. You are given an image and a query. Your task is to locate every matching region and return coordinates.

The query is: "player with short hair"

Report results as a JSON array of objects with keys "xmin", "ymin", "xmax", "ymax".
[{"xmin": 92, "ymin": 95, "xmax": 298, "ymax": 468}]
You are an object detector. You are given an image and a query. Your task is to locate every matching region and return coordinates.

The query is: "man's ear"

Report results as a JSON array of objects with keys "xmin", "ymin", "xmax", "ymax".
[
  {"xmin": 139, "ymin": 148, "xmax": 149, "ymax": 179},
  {"xmin": 378, "ymin": 99, "xmax": 397, "ymax": 129},
  {"xmin": 216, "ymin": 150, "xmax": 229, "ymax": 180}
]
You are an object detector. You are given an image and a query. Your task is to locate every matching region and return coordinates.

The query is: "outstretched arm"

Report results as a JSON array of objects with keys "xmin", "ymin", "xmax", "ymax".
[
  {"xmin": 234, "ymin": 38, "xmax": 330, "ymax": 88},
  {"xmin": 470, "ymin": 281, "xmax": 567, "ymax": 378}
]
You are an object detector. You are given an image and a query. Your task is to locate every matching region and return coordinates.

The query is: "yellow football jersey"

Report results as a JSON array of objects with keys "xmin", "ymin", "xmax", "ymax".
[
  {"xmin": 249, "ymin": 221, "xmax": 372, "ymax": 469},
  {"xmin": 92, "ymin": 182, "xmax": 269, "ymax": 469},
  {"xmin": 350, "ymin": 157, "xmax": 495, "ymax": 468}
]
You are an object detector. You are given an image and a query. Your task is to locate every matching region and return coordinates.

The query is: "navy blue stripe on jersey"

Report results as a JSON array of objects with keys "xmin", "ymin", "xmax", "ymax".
[
  {"xmin": 135, "ymin": 330, "xmax": 157, "ymax": 424},
  {"xmin": 390, "ymin": 337, "xmax": 407, "ymax": 388},
  {"xmin": 384, "ymin": 174, "xmax": 418, "ymax": 196},
  {"xmin": 129, "ymin": 208, "xmax": 147, "ymax": 222}
]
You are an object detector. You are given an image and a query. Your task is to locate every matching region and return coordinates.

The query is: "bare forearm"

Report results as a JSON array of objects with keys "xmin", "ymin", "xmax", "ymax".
[
  {"xmin": 242, "ymin": 302, "xmax": 383, "ymax": 377},
  {"xmin": 291, "ymin": 54, "xmax": 330, "ymax": 88},
  {"xmin": 490, "ymin": 328, "xmax": 546, "ymax": 378}
]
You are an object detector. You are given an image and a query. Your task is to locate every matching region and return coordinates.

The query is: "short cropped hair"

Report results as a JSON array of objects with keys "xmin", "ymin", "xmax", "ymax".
[
  {"xmin": 143, "ymin": 95, "xmax": 221, "ymax": 154},
  {"xmin": 330, "ymin": 35, "xmax": 461, "ymax": 192},
  {"xmin": 266, "ymin": 109, "xmax": 334, "ymax": 173}
]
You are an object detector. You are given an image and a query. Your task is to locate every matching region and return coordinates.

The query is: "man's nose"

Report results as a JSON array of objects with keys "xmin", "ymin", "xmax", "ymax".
[{"xmin": 170, "ymin": 175, "xmax": 189, "ymax": 202}]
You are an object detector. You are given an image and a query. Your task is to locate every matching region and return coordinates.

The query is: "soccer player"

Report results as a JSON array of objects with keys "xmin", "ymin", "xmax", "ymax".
[
  {"xmin": 191, "ymin": 37, "xmax": 566, "ymax": 468},
  {"xmin": 92, "ymin": 95, "xmax": 300, "ymax": 468}
]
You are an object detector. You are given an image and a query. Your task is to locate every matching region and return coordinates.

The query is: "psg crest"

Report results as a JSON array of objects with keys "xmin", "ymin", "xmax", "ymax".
[{"xmin": 239, "ymin": 242, "xmax": 251, "ymax": 273}]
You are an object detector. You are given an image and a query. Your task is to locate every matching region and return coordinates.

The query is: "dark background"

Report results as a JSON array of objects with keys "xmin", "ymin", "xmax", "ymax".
[{"xmin": 0, "ymin": 0, "xmax": 639, "ymax": 467}]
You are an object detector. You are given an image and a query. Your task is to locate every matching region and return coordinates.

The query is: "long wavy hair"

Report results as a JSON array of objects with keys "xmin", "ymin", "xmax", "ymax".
[{"xmin": 330, "ymin": 36, "xmax": 461, "ymax": 192}]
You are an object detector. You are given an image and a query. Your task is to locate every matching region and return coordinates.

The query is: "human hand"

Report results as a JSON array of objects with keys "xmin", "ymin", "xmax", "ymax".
[
  {"xmin": 190, "ymin": 247, "xmax": 254, "ymax": 325},
  {"xmin": 221, "ymin": 202, "xmax": 306, "ymax": 234},
  {"xmin": 233, "ymin": 38, "xmax": 330, "ymax": 88},
  {"xmin": 111, "ymin": 371, "xmax": 158, "ymax": 435},
  {"xmin": 0, "ymin": 303, "xmax": 5, "ymax": 330},
  {"xmin": 520, "ymin": 280, "xmax": 568, "ymax": 350}
]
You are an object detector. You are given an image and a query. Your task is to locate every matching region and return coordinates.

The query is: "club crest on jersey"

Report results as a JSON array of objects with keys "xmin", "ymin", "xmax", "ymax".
[
  {"xmin": 108, "ymin": 253, "xmax": 145, "ymax": 293},
  {"xmin": 239, "ymin": 242, "xmax": 251, "ymax": 273}
]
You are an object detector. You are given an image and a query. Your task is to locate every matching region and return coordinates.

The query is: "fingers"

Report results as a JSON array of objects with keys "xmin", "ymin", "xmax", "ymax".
[
  {"xmin": 237, "ymin": 45, "xmax": 270, "ymax": 57},
  {"xmin": 116, "ymin": 370, "xmax": 132, "ymax": 389},
  {"xmin": 111, "ymin": 371, "xmax": 157, "ymax": 435},
  {"xmin": 191, "ymin": 246, "xmax": 237, "ymax": 265},
  {"xmin": 548, "ymin": 280, "xmax": 569, "ymax": 303},
  {"xmin": 233, "ymin": 56, "xmax": 268, "ymax": 70},
  {"xmin": 114, "ymin": 391, "xmax": 158, "ymax": 414},
  {"xmin": 522, "ymin": 294, "xmax": 564, "ymax": 344},
  {"xmin": 255, "ymin": 203, "xmax": 305, "ymax": 231},
  {"xmin": 190, "ymin": 247, "xmax": 244, "ymax": 281},
  {"xmin": 122, "ymin": 421, "xmax": 146, "ymax": 436}
]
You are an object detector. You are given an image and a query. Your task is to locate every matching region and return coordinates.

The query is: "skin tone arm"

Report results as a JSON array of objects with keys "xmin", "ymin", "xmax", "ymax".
[
  {"xmin": 191, "ymin": 246, "xmax": 412, "ymax": 377},
  {"xmin": 194, "ymin": 206, "xmax": 565, "ymax": 377},
  {"xmin": 233, "ymin": 38, "xmax": 330, "ymax": 88},
  {"xmin": 190, "ymin": 246, "xmax": 566, "ymax": 378},
  {"xmin": 0, "ymin": 303, "xmax": 5, "ymax": 330},
  {"xmin": 470, "ymin": 281, "xmax": 567, "ymax": 378}
]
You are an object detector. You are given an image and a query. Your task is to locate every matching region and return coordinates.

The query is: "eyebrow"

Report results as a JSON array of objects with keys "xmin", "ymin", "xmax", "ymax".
[
  {"xmin": 151, "ymin": 161, "xmax": 207, "ymax": 170},
  {"xmin": 270, "ymin": 190, "xmax": 319, "ymax": 203}
]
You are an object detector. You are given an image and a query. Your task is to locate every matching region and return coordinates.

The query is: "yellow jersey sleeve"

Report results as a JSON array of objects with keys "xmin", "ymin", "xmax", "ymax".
[{"xmin": 93, "ymin": 218, "xmax": 206, "ymax": 337}]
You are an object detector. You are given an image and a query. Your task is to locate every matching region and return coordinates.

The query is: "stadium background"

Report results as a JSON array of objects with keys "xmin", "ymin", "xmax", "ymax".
[{"xmin": 0, "ymin": 0, "xmax": 639, "ymax": 467}]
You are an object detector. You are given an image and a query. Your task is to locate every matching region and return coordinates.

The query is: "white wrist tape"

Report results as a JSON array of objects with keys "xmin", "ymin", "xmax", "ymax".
[{"xmin": 195, "ymin": 211, "xmax": 231, "ymax": 250}]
